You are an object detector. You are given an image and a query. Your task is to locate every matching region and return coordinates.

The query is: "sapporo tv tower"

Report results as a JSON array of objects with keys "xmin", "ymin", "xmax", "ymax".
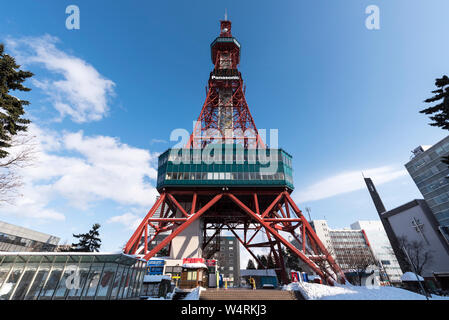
[{"xmin": 124, "ymin": 19, "xmax": 345, "ymax": 285}]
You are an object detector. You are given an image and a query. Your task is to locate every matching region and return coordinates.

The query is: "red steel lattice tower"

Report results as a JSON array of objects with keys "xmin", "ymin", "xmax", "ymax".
[
  {"xmin": 124, "ymin": 20, "xmax": 346, "ymax": 285},
  {"xmin": 187, "ymin": 20, "xmax": 264, "ymax": 149}
]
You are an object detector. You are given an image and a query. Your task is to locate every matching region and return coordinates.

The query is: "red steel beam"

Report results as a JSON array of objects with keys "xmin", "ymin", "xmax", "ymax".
[
  {"xmin": 125, "ymin": 193, "xmax": 166, "ymax": 253},
  {"xmin": 144, "ymin": 224, "xmax": 148, "ymax": 254},
  {"xmin": 168, "ymin": 190, "xmax": 288, "ymax": 196},
  {"xmin": 167, "ymin": 193, "xmax": 190, "ymax": 218},
  {"xmin": 147, "ymin": 218, "xmax": 187, "ymax": 222},
  {"xmin": 253, "ymin": 193, "xmax": 260, "ymax": 215},
  {"xmin": 191, "ymin": 192, "xmax": 197, "ymax": 215},
  {"xmin": 226, "ymin": 193, "xmax": 325, "ymax": 279},
  {"xmin": 247, "ymin": 226, "xmax": 262, "ymax": 244},
  {"xmin": 284, "ymin": 192, "xmax": 345, "ymax": 282},
  {"xmin": 227, "ymin": 226, "xmax": 265, "ymax": 268},
  {"xmin": 284, "ymin": 197, "xmax": 291, "ymax": 218},
  {"xmin": 263, "ymin": 218, "xmax": 303, "ymax": 222},
  {"xmin": 142, "ymin": 194, "xmax": 223, "ymax": 260},
  {"xmin": 246, "ymin": 241, "xmax": 277, "ymax": 248},
  {"xmin": 202, "ymin": 224, "xmax": 224, "ymax": 249},
  {"xmin": 261, "ymin": 192, "xmax": 284, "ymax": 218}
]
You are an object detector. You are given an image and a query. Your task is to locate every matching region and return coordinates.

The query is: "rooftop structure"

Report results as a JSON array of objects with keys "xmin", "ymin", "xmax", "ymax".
[{"xmin": 0, "ymin": 220, "xmax": 60, "ymax": 252}]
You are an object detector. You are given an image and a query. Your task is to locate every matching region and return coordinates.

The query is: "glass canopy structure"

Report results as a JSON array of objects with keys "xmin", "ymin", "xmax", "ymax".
[{"xmin": 0, "ymin": 252, "xmax": 146, "ymax": 300}]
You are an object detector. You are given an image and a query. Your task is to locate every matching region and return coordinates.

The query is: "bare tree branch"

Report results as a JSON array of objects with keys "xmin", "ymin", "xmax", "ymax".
[
  {"xmin": 397, "ymin": 236, "xmax": 433, "ymax": 275},
  {"xmin": 0, "ymin": 133, "xmax": 37, "ymax": 204}
]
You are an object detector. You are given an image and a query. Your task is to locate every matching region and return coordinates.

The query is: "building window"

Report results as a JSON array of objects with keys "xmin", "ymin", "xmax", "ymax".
[{"xmin": 187, "ymin": 271, "xmax": 197, "ymax": 281}]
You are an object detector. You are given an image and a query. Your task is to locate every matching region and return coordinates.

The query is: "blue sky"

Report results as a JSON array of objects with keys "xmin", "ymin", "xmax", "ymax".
[{"xmin": 1, "ymin": 1, "xmax": 449, "ymax": 260}]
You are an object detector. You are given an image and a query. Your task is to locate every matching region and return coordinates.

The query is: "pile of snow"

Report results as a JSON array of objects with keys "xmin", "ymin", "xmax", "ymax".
[
  {"xmin": 143, "ymin": 274, "xmax": 172, "ymax": 282},
  {"xmin": 401, "ymin": 272, "xmax": 424, "ymax": 282},
  {"xmin": 146, "ymin": 287, "xmax": 176, "ymax": 300},
  {"xmin": 183, "ymin": 287, "xmax": 206, "ymax": 300},
  {"xmin": 182, "ymin": 263, "xmax": 208, "ymax": 269},
  {"xmin": 165, "ymin": 288, "xmax": 176, "ymax": 300},
  {"xmin": 283, "ymin": 282, "xmax": 448, "ymax": 300},
  {"xmin": 0, "ymin": 283, "xmax": 13, "ymax": 296},
  {"xmin": 430, "ymin": 294, "xmax": 449, "ymax": 300}
]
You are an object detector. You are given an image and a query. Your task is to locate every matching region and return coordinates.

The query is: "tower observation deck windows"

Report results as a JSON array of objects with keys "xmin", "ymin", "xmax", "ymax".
[{"xmin": 156, "ymin": 146, "xmax": 294, "ymax": 189}]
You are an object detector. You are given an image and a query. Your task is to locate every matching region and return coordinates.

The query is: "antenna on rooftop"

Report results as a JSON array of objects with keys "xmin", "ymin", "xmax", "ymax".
[
  {"xmin": 224, "ymin": 8, "xmax": 228, "ymax": 21},
  {"xmin": 305, "ymin": 207, "xmax": 312, "ymax": 221}
]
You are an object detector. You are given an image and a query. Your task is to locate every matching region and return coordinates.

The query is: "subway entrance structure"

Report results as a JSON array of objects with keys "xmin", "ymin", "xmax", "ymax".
[{"xmin": 124, "ymin": 19, "xmax": 345, "ymax": 285}]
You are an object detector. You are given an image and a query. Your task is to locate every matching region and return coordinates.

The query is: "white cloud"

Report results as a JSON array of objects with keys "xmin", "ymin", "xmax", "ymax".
[
  {"xmin": 6, "ymin": 35, "xmax": 115, "ymax": 123},
  {"xmin": 294, "ymin": 166, "xmax": 407, "ymax": 203},
  {"xmin": 0, "ymin": 184, "xmax": 66, "ymax": 221},
  {"xmin": 0, "ymin": 124, "xmax": 159, "ymax": 220},
  {"xmin": 107, "ymin": 212, "xmax": 142, "ymax": 230}
]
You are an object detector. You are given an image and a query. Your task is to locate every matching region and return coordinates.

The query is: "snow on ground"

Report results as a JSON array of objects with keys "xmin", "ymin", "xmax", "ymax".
[
  {"xmin": 183, "ymin": 286, "xmax": 206, "ymax": 300},
  {"xmin": 283, "ymin": 282, "xmax": 449, "ymax": 300}
]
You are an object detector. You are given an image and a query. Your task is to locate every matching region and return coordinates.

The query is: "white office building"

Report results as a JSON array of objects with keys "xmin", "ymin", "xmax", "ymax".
[{"xmin": 350, "ymin": 220, "xmax": 403, "ymax": 283}]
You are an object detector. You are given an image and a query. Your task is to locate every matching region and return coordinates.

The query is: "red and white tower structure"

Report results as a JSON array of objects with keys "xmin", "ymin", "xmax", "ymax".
[{"xmin": 124, "ymin": 19, "xmax": 346, "ymax": 285}]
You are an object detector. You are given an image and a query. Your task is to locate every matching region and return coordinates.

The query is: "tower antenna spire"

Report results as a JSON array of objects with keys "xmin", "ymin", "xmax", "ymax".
[{"xmin": 224, "ymin": 8, "xmax": 228, "ymax": 21}]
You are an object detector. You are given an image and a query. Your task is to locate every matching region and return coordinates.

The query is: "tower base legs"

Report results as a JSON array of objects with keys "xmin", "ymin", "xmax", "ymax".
[{"xmin": 124, "ymin": 190, "xmax": 346, "ymax": 285}]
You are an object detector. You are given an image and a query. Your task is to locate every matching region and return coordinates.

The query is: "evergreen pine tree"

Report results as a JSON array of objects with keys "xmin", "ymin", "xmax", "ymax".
[
  {"xmin": 281, "ymin": 247, "xmax": 302, "ymax": 271},
  {"xmin": 246, "ymin": 259, "xmax": 256, "ymax": 269},
  {"xmin": 0, "ymin": 43, "xmax": 33, "ymax": 158},
  {"xmin": 420, "ymin": 75, "xmax": 449, "ymax": 167},
  {"xmin": 266, "ymin": 255, "xmax": 276, "ymax": 269},
  {"xmin": 257, "ymin": 255, "xmax": 268, "ymax": 269},
  {"xmin": 71, "ymin": 223, "xmax": 102, "ymax": 252},
  {"xmin": 421, "ymin": 75, "xmax": 449, "ymax": 129}
]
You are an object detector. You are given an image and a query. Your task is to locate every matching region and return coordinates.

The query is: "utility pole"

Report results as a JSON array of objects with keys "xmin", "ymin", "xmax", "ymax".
[{"xmin": 402, "ymin": 246, "xmax": 429, "ymax": 300}]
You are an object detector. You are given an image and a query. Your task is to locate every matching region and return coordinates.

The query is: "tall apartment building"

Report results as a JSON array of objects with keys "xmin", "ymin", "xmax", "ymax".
[
  {"xmin": 405, "ymin": 135, "xmax": 449, "ymax": 243},
  {"xmin": 205, "ymin": 235, "xmax": 240, "ymax": 287},
  {"xmin": 0, "ymin": 220, "xmax": 60, "ymax": 252},
  {"xmin": 350, "ymin": 221, "xmax": 402, "ymax": 283},
  {"xmin": 310, "ymin": 220, "xmax": 376, "ymax": 272}
]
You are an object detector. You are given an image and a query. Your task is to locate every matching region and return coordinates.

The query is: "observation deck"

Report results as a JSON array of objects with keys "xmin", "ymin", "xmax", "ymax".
[
  {"xmin": 210, "ymin": 37, "xmax": 241, "ymax": 65},
  {"xmin": 156, "ymin": 145, "xmax": 294, "ymax": 191}
]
